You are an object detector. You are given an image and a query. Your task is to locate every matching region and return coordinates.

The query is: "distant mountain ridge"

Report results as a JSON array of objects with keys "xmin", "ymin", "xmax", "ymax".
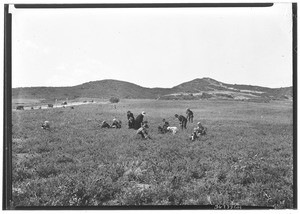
[{"xmin": 12, "ymin": 78, "xmax": 293, "ymax": 102}]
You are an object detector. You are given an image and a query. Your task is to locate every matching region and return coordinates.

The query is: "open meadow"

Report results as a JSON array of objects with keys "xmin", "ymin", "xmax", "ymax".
[{"xmin": 11, "ymin": 99, "xmax": 293, "ymax": 208}]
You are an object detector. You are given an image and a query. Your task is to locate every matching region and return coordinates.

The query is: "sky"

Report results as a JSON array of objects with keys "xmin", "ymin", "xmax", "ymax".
[{"xmin": 11, "ymin": 3, "xmax": 293, "ymax": 88}]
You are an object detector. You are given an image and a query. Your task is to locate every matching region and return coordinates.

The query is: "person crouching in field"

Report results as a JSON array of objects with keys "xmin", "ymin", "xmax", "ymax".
[
  {"xmin": 158, "ymin": 119, "xmax": 170, "ymax": 134},
  {"xmin": 137, "ymin": 121, "xmax": 150, "ymax": 139},
  {"xmin": 134, "ymin": 111, "xmax": 146, "ymax": 130},
  {"xmin": 186, "ymin": 108, "xmax": 194, "ymax": 123},
  {"xmin": 127, "ymin": 111, "xmax": 135, "ymax": 129},
  {"xmin": 41, "ymin": 121, "xmax": 50, "ymax": 130},
  {"xmin": 101, "ymin": 120, "xmax": 111, "ymax": 128},
  {"xmin": 190, "ymin": 128, "xmax": 199, "ymax": 141},
  {"xmin": 196, "ymin": 122, "xmax": 207, "ymax": 135},
  {"xmin": 190, "ymin": 122, "xmax": 207, "ymax": 141},
  {"xmin": 175, "ymin": 114, "xmax": 187, "ymax": 130},
  {"xmin": 167, "ymin": 126, "xmax": 178, "ymax": 134},
  {"xmin": 111, "ymin": 118, "xmax": 122, "ymax": 129}
]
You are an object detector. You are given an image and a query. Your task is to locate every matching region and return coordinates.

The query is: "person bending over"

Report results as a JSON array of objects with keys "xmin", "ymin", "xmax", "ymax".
[
  {"xmin": 175, "ymin": 114, "xmax": 187, "ymax": 130},
  {"xmin": 111, "ymin": 118, "xmax": 122, "ymax": 129},
  {"xmin": 101, "ymin": 120, "xmax": 110, "ymax": 128},
  {"xmin": 134, "ymin": 111, "xmax": 146, "ymax": 129}
]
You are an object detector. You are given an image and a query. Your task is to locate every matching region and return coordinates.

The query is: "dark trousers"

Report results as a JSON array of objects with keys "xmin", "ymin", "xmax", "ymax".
[
  {"xmin": 180, "ymin": 120, "xmax": 187, "ymax": 130},
  {"xmin": 134, "ymin": 121, "xmax": 143, "ymax": 130},
  {"xmin": 187, "ymin": 115, "xmax": 193, "ymax": 123},
  {"xmin": 128, "ymin": 120, "xmax": 135, "ymax": 129}
]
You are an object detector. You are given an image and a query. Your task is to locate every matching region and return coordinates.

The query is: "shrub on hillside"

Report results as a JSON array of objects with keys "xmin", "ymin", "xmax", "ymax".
[
  {"xmin": 109, "ymin": 97, "xmax": 120, "ymax": 103},
  {"xmin": 201, "ymin": 92, "xmax": 213, "ymax": 99}
]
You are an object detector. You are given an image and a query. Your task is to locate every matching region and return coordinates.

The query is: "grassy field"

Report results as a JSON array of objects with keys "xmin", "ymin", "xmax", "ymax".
[{"xmin": 11, "ymin": 99, "xmax": 293, "ymax": 208}]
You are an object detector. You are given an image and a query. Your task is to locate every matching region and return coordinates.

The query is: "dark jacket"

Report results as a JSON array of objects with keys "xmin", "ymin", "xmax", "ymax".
[
  {"xmin": 127, "ymin": 112, "xmax": 134, "ymax": 120},
  {"xmin": 186, "ymin": 109, "xmax": 193, "ymax": 117},
  {"xmin": 162, "ymin": 121, "xmax": 170, "ymax": 130},
  {"xmin": 178, "ymin": 115, "xmax": 187, "ymax": 123},
  {"xmin": 158, "ymin": 121, "xmax": 170, "ymax": 134},
  {"xmin": 128, "ymin": 117, "xmax": 135, "ymax": 129},
  {"xmin": 134, "ymin": 114, "xmax": 144, "ymax": 129},
  {"xmin": 101, "ymin": 122, "xmax": 110, "ymax": 128}
]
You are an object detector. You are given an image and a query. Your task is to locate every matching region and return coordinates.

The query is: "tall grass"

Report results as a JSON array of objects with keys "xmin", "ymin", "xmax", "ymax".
[{"xmin": 11, "ymin": 99, "xmax": 293, "ymax": 208}]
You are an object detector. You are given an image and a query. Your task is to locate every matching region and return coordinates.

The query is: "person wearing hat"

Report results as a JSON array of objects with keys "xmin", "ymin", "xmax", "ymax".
[
  {"xmin": 175, "ymin": 114, "xmax": 187, "ymax": 130},
  {"xmin": 111, "ymin": 118, "xmax": 122, "ymax": 129},
  {"xmin": 134, "ymin": 111, "xmax": 146, "ymax": 130},
  {"xmin": 186, "ymin": 108, "xmax": 194, "ymax": 123}
]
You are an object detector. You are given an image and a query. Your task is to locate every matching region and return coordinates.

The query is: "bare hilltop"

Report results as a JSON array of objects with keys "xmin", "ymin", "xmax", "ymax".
[{"xmin": 12, "ymin": 77, "xmax": 292, "ymax": 103}]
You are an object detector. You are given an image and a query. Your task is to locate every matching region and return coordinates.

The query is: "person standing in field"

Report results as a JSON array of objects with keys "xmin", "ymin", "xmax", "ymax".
[
  {"xmin": 134, "ymin": 111, "xmax": 146, "ymax": 130},
  {"xmin": 186, "ymin": 108, "xmax": 194, "ymax": 123},
  {"xmin": 175, "ymin": 114, "xmax": 187, "ymax": 130},
  {"xmin": 127, "ymin": 111, "xmax": 135, "ymax": 129}
]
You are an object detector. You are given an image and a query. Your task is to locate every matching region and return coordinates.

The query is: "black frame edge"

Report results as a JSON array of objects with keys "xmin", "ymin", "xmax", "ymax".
[
  {"xmin": 13, "ymin": 3, "xmax": 274, "ymax": 9},
  {"xmin": 292, "ymin": 2, "xmax": 297, "ymax": 210},
  {"xmin": 3, "ymin": 3, "xmax": 12, "ymax": 210},
  {"xmin": 14, "ymin": 205, "xmax": 274, "ymax": 210}
]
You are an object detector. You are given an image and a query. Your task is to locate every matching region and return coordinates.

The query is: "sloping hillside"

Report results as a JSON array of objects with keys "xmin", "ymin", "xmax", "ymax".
[
  {"xmin": 12, "ymin": 78, "xmax": 292, "ymax": 102},
  {"xmin": 162, "ymin": 78, "xmax": 293, "ymax": 102},
  {"xmin": 12, "ymin": 80, "xmax": 164, "ymax": 101},
  {"xmin": 73, "ymin": 79, "xmax": 162, "ymax": 99}
]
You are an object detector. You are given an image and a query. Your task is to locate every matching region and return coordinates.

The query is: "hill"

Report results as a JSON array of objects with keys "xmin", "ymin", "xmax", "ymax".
[
  {"xmin": 12, "ymin": 78, "xmax": 293, "ymax": 102},
  {"xmin": 162, "ymin": 78, "xmax": 292, "ymax": 102},
  {"xmin": 12, "ymin": 80, "xmax": 164, "ymax": 101}
]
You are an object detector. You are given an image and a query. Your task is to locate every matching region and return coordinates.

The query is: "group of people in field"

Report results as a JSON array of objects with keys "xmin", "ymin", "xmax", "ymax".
[
  {"xmin": 98, "ymin": 108, "xmax": 207, "ymax": 141},
  {"xmin": 100, "ymin": 118, "xmax": 122, "ymax": 129},
  {"xmin": 41, "ymin": 107, "xmax": 207, "ymax": 141}
]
